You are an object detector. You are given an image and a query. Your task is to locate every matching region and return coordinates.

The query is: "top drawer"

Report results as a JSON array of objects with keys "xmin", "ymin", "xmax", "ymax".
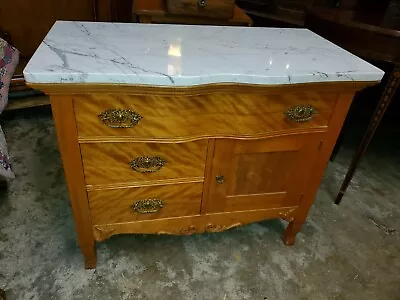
[
  {"xmin": 73, "ymin": 92, "xmax": 337, "ymax": 139},
  {"xmin": 166, "ymin": 0, "xmax": 235, "ymax": 19}
]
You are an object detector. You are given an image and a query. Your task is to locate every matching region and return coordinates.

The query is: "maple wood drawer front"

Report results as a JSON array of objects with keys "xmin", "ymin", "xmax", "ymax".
[
  {"xmin": 88, "ymin": 183, "xmax": 203, "ymax": 225},
  {"xmin": 166, "ymin": 0, "xmax": 234, "ymax": 19},
  {"xmin": 81, "ymin": 140, "xmax": 208, "ymax": 185},
  {"xmin": 74, "ymin": 92, "xmax": 337, "ymax": 139}
]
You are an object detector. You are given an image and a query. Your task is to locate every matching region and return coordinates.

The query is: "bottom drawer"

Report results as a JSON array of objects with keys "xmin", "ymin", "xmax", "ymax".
[{"xmin": 88, "ymin": 183, "xmax": 203, "ymax": 225}]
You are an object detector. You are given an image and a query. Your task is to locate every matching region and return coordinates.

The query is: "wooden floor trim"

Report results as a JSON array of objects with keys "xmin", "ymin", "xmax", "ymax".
[{"xmin": 92, "ymin": 206, "xmax": 299, "ymax": 241}]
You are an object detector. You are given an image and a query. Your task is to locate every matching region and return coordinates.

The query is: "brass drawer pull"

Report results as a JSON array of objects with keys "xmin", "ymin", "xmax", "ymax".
[
  {"xmin": 132, "ymin": 199, "xmax": 164, "ymax": 214},
  {"xmin": 129, "ymin": 156, "xmax": 166, "ymax": 173},
  {"xmin": 198, "ymin": 0, "xmax": 207, "ymax": 7},
  {"xmin": 98, "ymin": 109, "xmax": 142, "ymax": 128},
  {"xmin": 285, "ymin": 105, "xmax": 317, "ymax": 122}
]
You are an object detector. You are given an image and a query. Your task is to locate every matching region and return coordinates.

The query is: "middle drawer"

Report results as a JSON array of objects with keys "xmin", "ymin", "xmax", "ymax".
[{"xmin": 81, "ymin": 140, "xmax": 208, "ymax": 185}]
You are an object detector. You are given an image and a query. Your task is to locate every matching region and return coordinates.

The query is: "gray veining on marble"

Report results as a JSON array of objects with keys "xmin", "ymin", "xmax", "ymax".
[{"xmin": 24, "ymin": 21, "xmax": 384, "ymax": 86}]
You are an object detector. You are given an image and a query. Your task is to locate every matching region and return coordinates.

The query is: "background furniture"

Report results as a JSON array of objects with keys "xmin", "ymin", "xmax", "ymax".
[
  {"xmin": 237, "ymin": 0, "xmax": 393, "ymax": 26},
  {"xmin": 237, "ymin": 0, "xmax": 312, "ymax": 26},
  {"xmin": 306, "ymin": 5, "xmax": 400, "ymax": 204},
  {"xmin": 134, "ymin": 0, "xmax": 253, "ymax": 25},
  {"xmin": 166, "ymin": 0, "xmax": 235, "ymax": 18}
]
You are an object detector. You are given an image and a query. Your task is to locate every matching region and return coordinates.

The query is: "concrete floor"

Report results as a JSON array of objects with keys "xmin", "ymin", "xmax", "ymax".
[{"xmin": 0, "ymin": 107, "xmax": 399, "ymax": 300}]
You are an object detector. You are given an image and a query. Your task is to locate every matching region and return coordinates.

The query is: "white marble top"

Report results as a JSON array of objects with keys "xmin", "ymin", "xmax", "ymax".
[{"xmin": 24, "ymin": 21, "xmax": 384, "ymax": 86}]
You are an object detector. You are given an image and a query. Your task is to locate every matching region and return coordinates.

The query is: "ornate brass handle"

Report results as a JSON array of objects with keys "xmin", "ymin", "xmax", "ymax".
[
  {"xmin": 129, "ymin": 156, "xmax": 166, "ymax": 173},
  {"xmin": 198, "ymin": 0, "xmax": 206, "ymax": 7},
  {"xmin": 98, "ymin": 109, "xmax": 142, "ymax": 128},
  {"xmin": 216, "ymin": 175, "xmax": 224, "ymax": 184},
  {"xmin": 284, "ymin": 105, "xmax": 317, "ymax": 122},
  {"xmin": 132, "ymin": 199, "xmax": 163, "ymax": 214}
]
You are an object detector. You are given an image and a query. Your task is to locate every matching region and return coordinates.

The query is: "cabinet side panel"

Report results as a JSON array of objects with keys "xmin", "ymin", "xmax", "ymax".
[
  {"xmin": 51, "ymin": 95, "xmax": 96, "ymax": 268},
  {"xmin": 295, "ymin": 92, "xmax": 356, "ymax": 221}
]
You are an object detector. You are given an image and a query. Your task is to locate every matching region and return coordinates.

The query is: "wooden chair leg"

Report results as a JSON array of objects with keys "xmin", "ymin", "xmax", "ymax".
[
  {"xmin": 0, "ymin": 288, "xmax": 6, "ymax": 300},
  {"xmin": 335, "ymin": 68, "xmax": 400, "ymax": 205},
  {"xmin": 0, "ymin": 181, "xmax": 7, "ymax": 189}
]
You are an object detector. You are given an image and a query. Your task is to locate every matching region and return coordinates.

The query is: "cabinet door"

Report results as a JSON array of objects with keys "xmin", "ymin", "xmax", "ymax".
[{"xmin": 205, "ymin": 133, "xmax": 324, "ymax": 213}]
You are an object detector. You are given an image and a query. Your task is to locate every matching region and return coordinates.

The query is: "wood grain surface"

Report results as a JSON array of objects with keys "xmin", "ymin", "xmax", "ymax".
[
  {"xmin": 88, "ymin": 182, "xmax": 203, "ymax": 224},
  {"xmin": 50, "ymin": 96, "xmax": 96, "ymax": 269},
  {"xmin": 92, "ymin": 206, "xmax": 299, "ymax": 241},
  {"xmin": 80, "ymin": 140, "xmax": 208, "ymax": 185},
  {"xmin": 74, "ymin": 92, "xmax": 336, "ymax": 139},
  {"xmin": 204, "ymin": 132, "xmax": 324, "ymax": 213},
  {"xmin": 41, "ymin": 81, "xmax": 367, "ymax": 263}
]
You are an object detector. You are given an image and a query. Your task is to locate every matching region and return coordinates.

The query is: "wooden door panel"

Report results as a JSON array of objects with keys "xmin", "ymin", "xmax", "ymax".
[
  {"xmin": 228, "ymin": 150, "xmax": 299, "ymax": 195},
  {"xmin": 205, "ymin": 133, "xmax": 324, "ymax": 213}
]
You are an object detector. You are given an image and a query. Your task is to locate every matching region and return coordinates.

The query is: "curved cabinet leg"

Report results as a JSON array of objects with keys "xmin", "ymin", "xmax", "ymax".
[
  {"xmin": 83, "ymin": 244, "xmax": 97, "ymax": 269},
  {"xmin": 283, "ymin": 220, "xmax": 303, "ymax": 246}
]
